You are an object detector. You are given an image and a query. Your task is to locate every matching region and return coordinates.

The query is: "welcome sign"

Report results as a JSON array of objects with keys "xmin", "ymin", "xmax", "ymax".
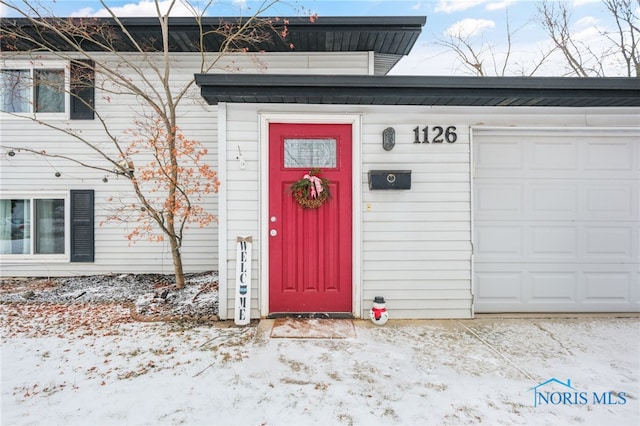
[{"xmin": 234, "ymin": 236, "xmax": 252, "ymax": 326}]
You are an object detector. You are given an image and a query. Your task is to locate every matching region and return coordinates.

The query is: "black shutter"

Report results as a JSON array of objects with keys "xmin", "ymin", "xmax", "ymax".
[
  {"xmin": 70, "ymin": 59, "xmax": 95, "ymax": 120},
  {"xmin": 70, "ymin": 190, "xmax": 95, "ymax": 262}
]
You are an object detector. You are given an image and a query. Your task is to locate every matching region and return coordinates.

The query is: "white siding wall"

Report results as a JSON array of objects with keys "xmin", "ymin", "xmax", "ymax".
[
  {"xmin": 223, "ymin": 103, "xmax": 474, "ymax": 319},
  {"xmin": 223, "ymin": 104, "xmax": 639, "ymax": 320},
  {"xmin": 1, "ymin": 52, "xmax": 370, "ymax": 277},
  {"xmin": 224, "ymin": 107, "xmax": 262, "ymax": 318},
  {"xmin": 207, "ymin": 52, "xmax": 372, "ymax": 75},
  {"xmin": 1, "ymin": 53, "xmax": 218, "ymax": 276},
  {"xmin": 361, "ymin": 114, "xmax": 472, "ymax": 319}
]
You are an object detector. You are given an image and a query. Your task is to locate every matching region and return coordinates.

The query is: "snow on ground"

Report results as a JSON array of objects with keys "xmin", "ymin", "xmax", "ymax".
[
  {"xmin": 0, "ymin": 272, "xmax": 219, "ymax": 319},
  {"xmin": 1, "ymin": 300, "xmax": 638, "ymax": 425}
]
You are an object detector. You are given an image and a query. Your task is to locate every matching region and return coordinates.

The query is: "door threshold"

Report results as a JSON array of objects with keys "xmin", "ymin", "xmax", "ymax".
[{"xmin": 267, "ymin": 312, "xmax": 354, "ymax": 319}]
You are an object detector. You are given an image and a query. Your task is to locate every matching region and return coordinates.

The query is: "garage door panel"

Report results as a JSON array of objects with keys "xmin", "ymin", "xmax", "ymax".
[
  {"xmin": 584, "ymin": 183, "xmax": 637, "ymax": 220},
  {"xmin": 529, "ymin": 141, "xmax": 577, "ymax": 171},
  {"xmin": 475, "ymin": 224, "xmax": 522, "ymax": 258},
  {"xmin": 477, "ymin": 182, "xmax": 638, "ymax": 221},
  {"xmin": 476, "ymin": 222, "xmax": 637, "ymax": 263},
  {"xmin": 584, "ymin": 226, "xmax": 635, "ymax": 260},
  {"xmin": 530, "ymin": 226, "xmax": 577, "ymax": 258},
  {"xmin": 475, "ymin": 271, "xmax": 523, "ymax": 302},
  {"xmin": 530, "ymin": 184, "xmax": 578, "ymax": 219},
  {"xmin": 584, "ymin": 272, "xmax": 634, "ymax": 303},
  {"xmin": 530, "ymin": 272, "xmax": 577, "ymax": 302},
  {"xmin": 585, "ymin": 141, "xmax": 634, "ymax": 171},
  {"xmin": 475, "ymin": 137, "xmax": 638, "ymax": 179},
  {"xmin": 474, "ymin": 131, "xmax": 639, "ymax": 313},
  {"xmin": 476, "ymin": 184, "xmax": 585, "ymax": 220},
  {"xmin": 475, "ymin": 183, "xmax": 523, "ymax": 219},
  {"xmin": 475, "ymin": 140, "xmax": 522, "ymax": 171},
  {"xmin": 476, "ymin": 263, "xmax": 638, "ymax": 312}
]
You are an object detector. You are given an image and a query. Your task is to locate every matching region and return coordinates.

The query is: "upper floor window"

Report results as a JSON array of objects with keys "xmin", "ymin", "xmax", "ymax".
[
  {"xmin": 0, "ymin": 60, "xmax": 94, "ymax": 120},
  {"xmin": 1, "ymin": 62, "xmax": 68, "ymax": 116}
]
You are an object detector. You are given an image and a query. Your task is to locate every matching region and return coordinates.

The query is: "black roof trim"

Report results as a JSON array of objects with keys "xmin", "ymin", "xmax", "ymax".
[
  {"xmin": 0, "ymin": 16, "xmax": 425, "ymax": 55},
  {"xmin": 195, "ymin": 74, "xmax": 640, "ymax": 107}
]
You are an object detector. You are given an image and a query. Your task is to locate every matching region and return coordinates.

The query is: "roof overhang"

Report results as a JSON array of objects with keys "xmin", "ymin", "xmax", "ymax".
[
  {"xmin": 195, "ymin": 74, "xmax": 640, "ymax": 107},
  {"xmin": 0, "ymin": 16, "xmax": 426, "ymax": 75}
]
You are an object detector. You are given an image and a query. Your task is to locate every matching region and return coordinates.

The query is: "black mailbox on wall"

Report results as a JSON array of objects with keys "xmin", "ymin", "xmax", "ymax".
[{"xmin": 368, "ymin": 170, "xmax": 411, "ymax": 190}]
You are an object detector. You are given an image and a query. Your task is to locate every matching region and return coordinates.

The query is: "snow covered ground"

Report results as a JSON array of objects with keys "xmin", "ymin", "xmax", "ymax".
[
  {"xmin": 0, "ymin": 272, "xmax": 219, "ymax": 319},
  {"xmin": 1, "ymin": 306, "xmax": 638, "ymax": 425}
]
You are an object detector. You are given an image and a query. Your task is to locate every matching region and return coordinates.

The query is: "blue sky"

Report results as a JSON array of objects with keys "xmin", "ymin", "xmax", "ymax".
[{"xmin": 0, "ymin": 0, "xmax": 623, "ymax": 75}]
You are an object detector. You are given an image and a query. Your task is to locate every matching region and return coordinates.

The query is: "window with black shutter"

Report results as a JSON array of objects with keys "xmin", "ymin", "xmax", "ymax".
[
  {"xmin": 70, "ymin": 59, "xmax": 95, "ymax": 120},
  {"xmin": 70, "ymin": 190, "xmax": 94, "ymax": 262}
]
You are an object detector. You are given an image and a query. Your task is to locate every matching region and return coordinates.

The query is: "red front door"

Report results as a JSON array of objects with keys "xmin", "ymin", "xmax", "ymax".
[{"xmin": 269, "ymin": 123, "xmax": 352, "ymax": 314}]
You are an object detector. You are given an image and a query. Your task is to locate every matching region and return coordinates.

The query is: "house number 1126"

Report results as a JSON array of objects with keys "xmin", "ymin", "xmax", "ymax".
[{"xmin": 413, "ymin": 126, "xmax": 457, "ymax": 143}]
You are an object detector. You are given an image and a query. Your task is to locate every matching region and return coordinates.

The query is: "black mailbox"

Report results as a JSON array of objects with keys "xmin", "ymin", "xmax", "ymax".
[{"xmin": 368, "ymin": 170, "xmax": 411, "ymax": 190}]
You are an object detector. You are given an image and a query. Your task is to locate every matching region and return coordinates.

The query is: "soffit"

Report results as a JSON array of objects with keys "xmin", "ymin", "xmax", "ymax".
[{"xmin": 0, "ymin": 16, "xmax": 424, "ymax": 54}]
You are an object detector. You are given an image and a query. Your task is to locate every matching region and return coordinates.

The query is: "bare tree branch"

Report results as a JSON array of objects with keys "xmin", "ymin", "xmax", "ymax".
[
  {"xmin": 602, "ymin": 0, "xmax": 640, "ymax": 76},
  {"xmin": 537, "ymin": 0, "xmax": 639, "ymax": 77},
  {"xmin": 436, "ymin": 8, "xmax": 553, "ymax": 77},
  {"xmin": 0, "ymin": 0, "xmax": 294, "ymax": 287}
]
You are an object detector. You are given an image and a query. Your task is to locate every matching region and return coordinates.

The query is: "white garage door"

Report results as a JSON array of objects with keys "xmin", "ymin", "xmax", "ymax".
[{"xmin": 473, "ymin": 130, "xmax": 639, "ymax": 312}]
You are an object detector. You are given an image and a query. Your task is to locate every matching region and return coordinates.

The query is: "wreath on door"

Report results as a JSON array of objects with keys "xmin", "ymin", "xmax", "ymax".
[{"xmin": 289, "ymin": 169, "xmax": 331, "ymax": 209}]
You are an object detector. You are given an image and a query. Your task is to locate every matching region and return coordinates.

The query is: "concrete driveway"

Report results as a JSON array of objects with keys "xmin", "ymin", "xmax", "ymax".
[{"xmin": 253, "ymin": 314, "xmax": 640, "ymax": 425}]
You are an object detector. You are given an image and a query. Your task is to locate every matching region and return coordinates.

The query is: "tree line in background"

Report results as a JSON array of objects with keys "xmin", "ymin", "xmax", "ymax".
[{"xmin": 438, "ymin": 0, "xmax": 639, "ymax": 77}]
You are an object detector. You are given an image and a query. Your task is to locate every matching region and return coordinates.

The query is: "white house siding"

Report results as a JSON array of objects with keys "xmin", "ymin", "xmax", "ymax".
[
  {"xmin": 360, "ymin": 112, "xmax": 472, "ymax": 319},
  {"xmin": 0, "ymin": 53, "xmax": 219, "ymax": 276},
  {"xmin": 0, "ymin": 52, "xmax": 371, "ymax": 277},
  {"xmin": 206, "ymin": 52, "xmax": 372, "ymax": 75},
  {"xmin": 221, "ymin": 104, "xmax": 639, "ymax": 320},
  {"xmin": 222, "ymin": 103, "xmax": 474, "ymax": 320}
]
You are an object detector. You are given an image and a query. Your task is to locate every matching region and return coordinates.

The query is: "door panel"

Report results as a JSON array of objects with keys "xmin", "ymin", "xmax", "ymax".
[
  {"xmin": 269, "ymin": 123, "xmax": 352, "ymax": 313},
  {"xmin": 474, "ymin": 133, "xmax": 639, "ymax": 312}
]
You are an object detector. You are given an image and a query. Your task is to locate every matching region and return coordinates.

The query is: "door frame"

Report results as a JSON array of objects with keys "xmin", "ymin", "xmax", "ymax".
[{"xmin": 259, "ymin": 113, "xmax": 362, "ymax": 318}]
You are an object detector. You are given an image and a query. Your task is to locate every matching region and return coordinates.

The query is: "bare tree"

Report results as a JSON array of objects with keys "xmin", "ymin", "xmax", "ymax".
[
  {"xmin": 438, "ymin": 1, "xmax": 639, "ymax": 77},
  {"xmin": 538, "ymin": 0, "xmax": 640, "ymax": 77},
  {"xmin": 539, "ymin": 0, "xmax": 603, "ymax": 76},
  {"xmin": 436, "ymin": 9, "xmax": 554, "ymax": 76},
  {"xmin": 437, "ymin": 27, "xmax": 490, "ymax": 76},
  {"xmin": 0, "ymin": 0, "xmax": 294, "ymax": 287},
  {"xmin": 602, "ymin": 0, "xmax": 639, "ymax": 77}
]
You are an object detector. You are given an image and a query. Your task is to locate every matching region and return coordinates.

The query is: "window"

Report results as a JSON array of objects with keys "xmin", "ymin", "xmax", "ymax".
[
  {"xmin": 0, "ymin": 60, "xmax": 94, "ymax": 119},
  {"xmin": 0, "ymin": 190, "xmax": 94, "ymax": 261},
  {"xmin": 284, "ymin": 138, "xmax": 337, "ymax": 168},
  {"xmin": 1, "ymin": 69, "xmax": 29, "ymax": 112},
  {"xmin": 1, "ymin": 197, "xmax": 65, "ymax": 255},
  {"xmin": 1, "ymin": 67, "xmax": 66, "ymax": 114},
  {"xmin": 35, "ymin": 69, "xmax": 65, "ymax": 112}
]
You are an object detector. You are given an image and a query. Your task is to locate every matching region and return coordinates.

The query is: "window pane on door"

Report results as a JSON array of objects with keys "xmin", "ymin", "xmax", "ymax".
[
  {"xmin": 284, "ymin": 138, "xmax": 337, "ymax": 168},
  {"xmin": 35, "ymin": 199, "xmax": 65, "ymax": 254}
]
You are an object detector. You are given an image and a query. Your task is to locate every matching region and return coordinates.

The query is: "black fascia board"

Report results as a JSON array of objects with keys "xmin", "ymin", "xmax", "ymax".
[
  {"xmin": 0, "ymin": 16, "xmax": 426, "ymax": 54},
  {"xmin": 194, "ymin": 74, "xmax": 640, "ymax": 107}
]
